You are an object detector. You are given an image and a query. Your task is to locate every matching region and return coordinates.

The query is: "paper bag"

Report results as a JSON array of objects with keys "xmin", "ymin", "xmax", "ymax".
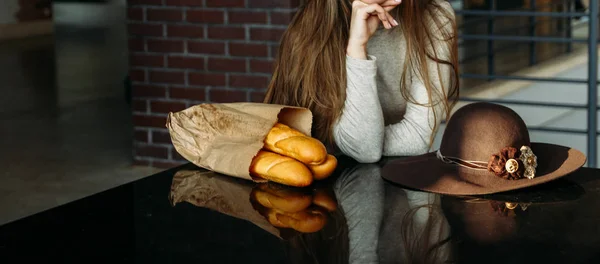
[
  {"xmin": 169, "ymin": 169, "xmax": 282, "ymax": 238},
  {"xmin": 166, "ymin": 102, "xmax": 313, "ymax": 182}
]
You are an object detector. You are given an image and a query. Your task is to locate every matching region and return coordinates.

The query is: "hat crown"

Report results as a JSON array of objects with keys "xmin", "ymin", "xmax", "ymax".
[{"xmin": 440, "ymin": 103, "xmax": 531, "ymax": 160}]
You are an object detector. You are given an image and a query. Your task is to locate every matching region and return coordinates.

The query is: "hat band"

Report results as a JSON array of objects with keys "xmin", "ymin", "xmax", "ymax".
[{"xmin": 436, "ymin": 145, "xmax": 538, "ymax": 180}]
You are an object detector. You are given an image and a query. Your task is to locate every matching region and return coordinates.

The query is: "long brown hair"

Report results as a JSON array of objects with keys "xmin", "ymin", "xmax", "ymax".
[{"xmin": 264, "ymin": 0, "xmax": 459, "ymax": 149}]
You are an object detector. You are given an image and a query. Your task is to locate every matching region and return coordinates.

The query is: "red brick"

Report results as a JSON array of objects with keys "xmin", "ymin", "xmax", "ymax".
[
  {"xmin": 170, "ymin": 87, "xmax": 206, "ymax": 100},
  {"xmin": 250, "ymin": 59, "xmax": 273, "ymax": 73},
  {"xmin": 210, "ymin": 89, "xmax": 247, "ymax": 103},
  {"xmin": 228, "ymin": 11, "xmax": 267, "ymax": 24},
  {"xmin": 128, "ymin": 24, "xmax": 163, "ymax": 36},
  {"xmin": 165, "ymin": 0, "xmax": 203, "ymax": 6},
  {"xmin": 270, "ymin": 44, "xmax": 279, "ymax": 58},
  {"xmin": 128, "ymin": 0, "xmax": 162, "ymax": 5},
  {"xmin": 187, "ymin": 10, "xmax": 224, "ymax": 24},
  {"xmin": 271, "ymin": 10, "xmax": 296, "ymax": 25},
  {"xmin": 133, "ymin": 99, "xmax": 148, "ymax": 112},
  {"xmin": 135, "ymin": 130, "xmax": 149, "ymax": 143},
  {"xmin": 248, "ymin": 0, "xmax": 300, "ymax": 8},
  {"xmin": 208, "ymin": 58, "xmax": 246, "ymax": 72},
  {"xmin": 168, "ymin": 56, "xmax": 204, "ymax": 69},
  {"xmin": 133, "ymin": 159, "xmax": 151, "ymax": 166},
  {"xmin": 130, "ymin": 69, "xmax": 146, "ymax": 82},
  {"xmin": 147, "ymin": 39, "xmax": 184, "ymax": 53},
  {"xmin": 136, "ymin": 145, "xmax": 169, "ymax": 159},
  {"xmin": 250, "ymin": 91, "xmax": 266, "ymax": 102},
  {"xmin": 150, "ymin": 100, "xmax": 187, "ymax": 114},
  {"xmin": 207, "ymin": 26, "xmax": 245, "ymax": 40},
  {"xmin": 171, "ymin": 148, "xmax": 187, "ymax": 161},
  {"xmin": 147, "ymin": 9, "xmax": 183, "ymax": 22},
  {"xmin": 250, "ymin": 28, "xmax": 285, "ymax": 42},
  {"xmin": 229, "ymin": 43, "xmax": 269, "ymax": 57},
  {"xmin": 188, "ymin": 41, "xmax": 226, "ymax": 54},
  {"xmin": 132, "ymin": 85, "xmax": 167, "ymax": 98},
  {"xmin": 205, "ymin": 0, "xmax": 245, "ymax": 7},
  {"xmin": 133, "ymin": 114, "xmax": 167, "ymax": 128},
  {"xmin": 153, "ymin": 160, "xmax": 186, "ymax": 168},
  {"xmin": 129, "ymin": 38, "xmax": 144, "ymax": 51},
  {"xmin": 149, "ymin": 71, "xmax": 185, "ymax": 84},
  {"xmin": 229, "ymin": 74, "xmax": 269, "ymax": 89},
  {"xmin": 130, "ymin": 54, "xmax": 164, "ymax": 67},
  {"xmin": 167, "ymin": 25, "xmax": 204, "ymax": 38},
  {"xmin": 152, "ymin": 131, "xmax": 172, "ymax": 144},
  {"xmin": 189, "ymin": 72, "xmax": 226, "ymax": 86},
  {"xmin": 128, "ymin": 7, "xmax": 143, "ymax": 21}
]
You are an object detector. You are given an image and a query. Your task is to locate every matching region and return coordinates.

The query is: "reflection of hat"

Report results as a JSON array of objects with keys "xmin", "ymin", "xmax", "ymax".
[{"xmin": 382, "ymin": 102, "xmax": 587, "ymax": 195}]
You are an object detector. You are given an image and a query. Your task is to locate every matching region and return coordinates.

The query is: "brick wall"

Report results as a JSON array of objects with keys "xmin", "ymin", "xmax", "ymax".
[{"xmin": 128, "ymin": 0, "xmax": 299, "ymax": 168}]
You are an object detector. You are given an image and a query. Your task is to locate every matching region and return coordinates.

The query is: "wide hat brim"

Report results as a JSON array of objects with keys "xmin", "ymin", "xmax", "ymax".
[{"xmin": 381, "ymin": 142, "xmax": 587, "ymax": 195}]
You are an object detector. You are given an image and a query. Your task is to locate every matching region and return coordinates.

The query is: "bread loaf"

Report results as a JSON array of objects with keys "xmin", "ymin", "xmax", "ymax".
[
  {"xmin": 264, "ymin": 123, "xmax": 328, "ymax": 165},
  {"xmin": 249, "ymin": 150, "xmax": 313, "ymax": 187},
  {"xmin": 308, "ymin": 154, "xmax": 337, "ymax": 180}
]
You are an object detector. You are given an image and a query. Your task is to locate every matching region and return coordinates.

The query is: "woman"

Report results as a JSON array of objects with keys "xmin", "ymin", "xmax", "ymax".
[{"xmin": 264, "ymin": 0, "xmax": 459, "ymax": 162}]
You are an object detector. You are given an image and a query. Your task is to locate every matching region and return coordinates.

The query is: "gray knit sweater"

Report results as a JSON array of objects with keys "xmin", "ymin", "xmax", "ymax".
[{"xmin": 333, "ymin": 0, "xmax": 454, "ymax": 162}]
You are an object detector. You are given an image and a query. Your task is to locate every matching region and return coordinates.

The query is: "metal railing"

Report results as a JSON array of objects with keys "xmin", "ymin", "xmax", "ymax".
[{"xmin": 455, "ymin": 0, "xmax": 598, "ymax": 167}]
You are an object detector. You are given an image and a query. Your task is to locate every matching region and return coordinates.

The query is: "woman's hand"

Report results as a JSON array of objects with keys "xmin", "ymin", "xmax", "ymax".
[{"xmin": 347, "ymin": 0, "xmax": 402, "ymax": 59}]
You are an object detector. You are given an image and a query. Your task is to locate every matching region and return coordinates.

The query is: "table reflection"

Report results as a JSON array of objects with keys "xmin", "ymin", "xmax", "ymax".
[{"xmin": 168, "ymin": 158, "xmax": 593, "ymax": 264}]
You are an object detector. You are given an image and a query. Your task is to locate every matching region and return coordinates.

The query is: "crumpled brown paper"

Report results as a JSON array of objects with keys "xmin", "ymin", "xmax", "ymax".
[
  {"xmin": 166, "ymin": 103, "xmax": 313, "ymax": 182},
  {"xmin": 169, "ymin": 169, "xmax": 282, "ymax": 238}
]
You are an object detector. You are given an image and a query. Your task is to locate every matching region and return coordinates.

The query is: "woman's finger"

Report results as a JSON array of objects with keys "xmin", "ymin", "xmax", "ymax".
[
  {"xmin": 386, "ymin": 11, "xmax": 398, "ymax": 27},
  {"xmin": 356, "ymin": 3, "xmax": 392, "ymax": 29},
  {"xmin": 381, "ymin": 0, "xmax": 402, "ymax": 7}
]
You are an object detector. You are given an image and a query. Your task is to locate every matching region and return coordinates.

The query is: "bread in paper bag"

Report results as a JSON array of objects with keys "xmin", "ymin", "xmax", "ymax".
[{"xmin": 166, "ymin": 102, "xmax": 313, "ymax": 182}]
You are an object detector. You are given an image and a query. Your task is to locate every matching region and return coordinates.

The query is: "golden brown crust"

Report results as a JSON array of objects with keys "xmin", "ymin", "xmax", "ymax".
[
  {"xmin": 308, "ymin": 154, "xmax": 338, "ymax": 180},
  {"xmin": 264, "ymin": 123, "xmax": 327, "ymax": 165},
  {"xmin": 249, "ymin": 150, "xmax": 313, "ymax": 187}
]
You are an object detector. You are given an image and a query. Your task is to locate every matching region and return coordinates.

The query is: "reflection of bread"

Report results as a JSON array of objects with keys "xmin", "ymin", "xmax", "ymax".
[
  {"xmin": 312, "ymin": 189, "xmax": 337, "ymax": 212},
  {"xmin": 251, "ymin": 184, "xmax": 312, "ymax": 213},
  {"xmin": 266, "ymin": 209, "xmax": 327, "ymax": 233},
  {"xmin": 264, "ymin": 123, "xmax": 327, "ymax": 165},
  {"xmin": 250, "ymin": 150, "xmax": 313, "ymax": 187},
  {"xmin": 308, "ymin": 154, "xmax": 337, "ymax": 180}
]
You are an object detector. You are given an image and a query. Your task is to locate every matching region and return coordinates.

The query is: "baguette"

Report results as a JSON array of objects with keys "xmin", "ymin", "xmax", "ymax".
[
  {"xmin": 250, "ymin": 150, "xmax": 313, "ymax": 187},
  {"xmin": 264, "ymin": 123, "xmax": 328, "ymax": 165},
  {"xmin": 308, "ymin": 154, "xmax": 337, "ymax": 180}
]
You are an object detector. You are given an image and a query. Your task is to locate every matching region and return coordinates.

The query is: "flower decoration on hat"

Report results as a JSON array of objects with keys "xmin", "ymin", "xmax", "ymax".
[
  {"xmin": 519, "ymin": 146, "xmax": 538, "ymax": 179},
  {"xmin": 437, "ymin": 145, "xmax": 538, "ymax": 180},
  {"xmin": 487, "ymin": 146, "xmax": 538, "ymax": 180},
  {"xmin": 487, "ymin": 147, "xmax": 525, "ymax": 180}
]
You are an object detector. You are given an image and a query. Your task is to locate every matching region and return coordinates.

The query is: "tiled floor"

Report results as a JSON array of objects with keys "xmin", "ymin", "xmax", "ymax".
[{"xmin": 0, "ymin": 4, "xmax": 159, "ymax": 225}]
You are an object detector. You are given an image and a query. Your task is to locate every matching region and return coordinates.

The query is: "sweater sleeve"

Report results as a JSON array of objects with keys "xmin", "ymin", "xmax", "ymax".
[
  {"xmin": 332, "ymin": 55, "xmax": 385, "ymax": 163},
  {"xmin": 382, "ymin": 3, "xmax": 455, "ymax": 156}
]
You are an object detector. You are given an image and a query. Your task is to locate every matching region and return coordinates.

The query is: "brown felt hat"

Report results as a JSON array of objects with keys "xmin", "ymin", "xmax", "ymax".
[{"xmin": 381, "ymin": 102, "xmax": 587, "ymax": 195}]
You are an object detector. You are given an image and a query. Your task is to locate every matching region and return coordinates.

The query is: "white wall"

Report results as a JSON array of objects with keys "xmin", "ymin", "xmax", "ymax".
[{"xmin": 0, "ymin": 0, "xmax": 19, "ymax": 24}]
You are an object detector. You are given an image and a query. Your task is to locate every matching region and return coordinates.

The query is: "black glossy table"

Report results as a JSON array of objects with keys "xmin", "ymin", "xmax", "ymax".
[{"xmin": 1, "ymin": 156, "xmax": 599, "ymax": 263}]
